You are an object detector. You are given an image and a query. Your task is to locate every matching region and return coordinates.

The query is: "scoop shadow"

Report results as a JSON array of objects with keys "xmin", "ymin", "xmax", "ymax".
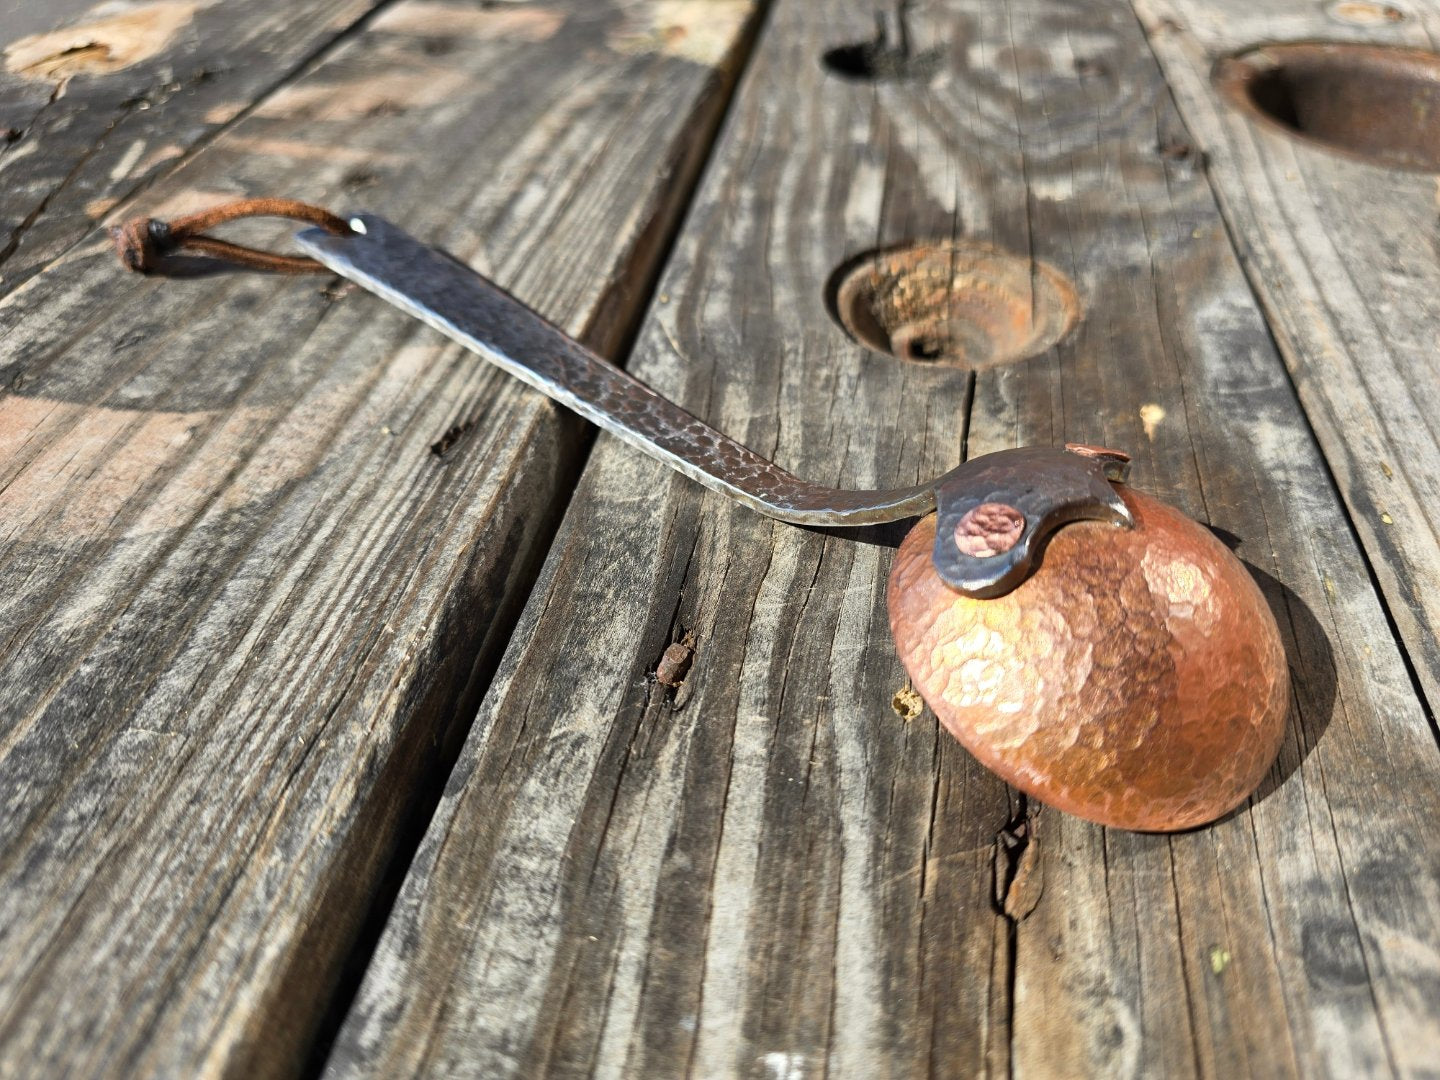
[
  {"xmin": 797, "ymin": 517, "xmax": 915, "ymax": 550},
  {"xmin": 1206, "ymin": 524, "xmax": 1337, "ymax": 825},
  {"xmin": 1210, "ymin": 559, "xmax": 1336, "ymax": 821}
]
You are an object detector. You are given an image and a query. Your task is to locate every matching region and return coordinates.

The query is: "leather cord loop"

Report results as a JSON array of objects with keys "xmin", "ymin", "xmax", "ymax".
[{"xmin": 111, "ymin": 197, "xmax": 351, "ymax": 275}]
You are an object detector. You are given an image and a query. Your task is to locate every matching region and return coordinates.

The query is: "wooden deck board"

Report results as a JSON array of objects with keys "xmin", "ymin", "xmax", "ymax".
[
  {"xmin": 0, "ymin": 1, "xmax": 758, "ymax": 1074},
  {"xmin": 325, "ymin": 0, "xmax": 1014, "ymax": 1073},
  {"xmin": 325, "ymin": 0, "xmax": 1440, "ymax": 1075},
  {"xmin": 2, "ymin": 0, "xmax": 1439, "ymax": 1075},
  {"xmin": 1132, "ymin": 0, "xmax": 1440, "ymax": 717}
]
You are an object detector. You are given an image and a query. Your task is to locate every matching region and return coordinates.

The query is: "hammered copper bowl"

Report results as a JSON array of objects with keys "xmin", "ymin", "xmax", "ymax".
[{"xmin": 888, "ymin": 486, "xmax": 1290, "ymax": 831}]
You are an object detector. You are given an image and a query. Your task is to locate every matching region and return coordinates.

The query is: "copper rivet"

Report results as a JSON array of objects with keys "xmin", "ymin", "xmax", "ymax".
[{"xmin": 954, "ymin": 503, "xmax": 1025, "ymax": 558}]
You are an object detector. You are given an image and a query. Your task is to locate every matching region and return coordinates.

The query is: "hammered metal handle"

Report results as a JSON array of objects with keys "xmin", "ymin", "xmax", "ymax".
[
  {"xmin": 299, "ymin": 215, "xmax": 935, "ymax": 525},
  {"xmin": 295, "ymin": 214, "xmax": 1132, "ymax": 595}
]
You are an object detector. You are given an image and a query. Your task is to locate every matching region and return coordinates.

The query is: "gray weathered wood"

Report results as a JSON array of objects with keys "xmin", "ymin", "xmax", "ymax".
[
  {"xmin": 0, "ymin": 1, "xmax": 757, "ymax": 1075},
  {"xmin": 0, "ymin": 0, "xmax": 391, "ymax": 299},
  {"xmin": 325, "ymin": 1, "xmax": 1012, "ymax": 1075},
  {"xmin": 325, "ymin": 0, "xmax": 1440, "ymax": 1076},
  {"xmin": 1131, "ymin": 0, "xmax": 1440, "ymax": 717},
  {"xmin": 941, "ymin": 2, "xmax": 1440, "ymax": 1074}
]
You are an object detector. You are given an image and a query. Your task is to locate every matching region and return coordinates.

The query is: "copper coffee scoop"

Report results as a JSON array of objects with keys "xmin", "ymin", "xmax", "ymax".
[{"xmin": 279, "ymin": 215, "xmax": 1284, "ymax": 831}]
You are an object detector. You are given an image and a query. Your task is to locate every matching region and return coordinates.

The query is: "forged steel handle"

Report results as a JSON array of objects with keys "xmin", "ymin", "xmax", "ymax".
[
  {"xmin": 295, "ymin": 214, "xmax": 1132, "ymax": 596},
  {"xmin": 299, "ymin": 215, "xmax": 935, "ymax": 525}
]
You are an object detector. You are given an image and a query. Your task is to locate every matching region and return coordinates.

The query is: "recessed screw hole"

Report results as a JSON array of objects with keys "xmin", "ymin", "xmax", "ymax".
[
  {"xmin": 822, "ymin": 42, "xmax": 943, "ymax": 81},
  {"xmin": 1216, "ymin": 42, "xmax": 1440, "ymax": 172},
  {"xmin": 829, "ymin": 240, "xmax": 1082, "ymax": 370}
]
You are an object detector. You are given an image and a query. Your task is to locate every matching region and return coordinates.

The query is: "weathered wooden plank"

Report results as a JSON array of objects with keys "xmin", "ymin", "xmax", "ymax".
[
  {"xmin": 323, "ymin": 1, "xmax": 1017, "ymax": 1076},
  {"xmin": 1129, "ymin": 0, "xmax": 1440, "ymax": 717},
  {"xmin": 0, "ymin": 1, "xmax": 757, "ymax": 1075},
  {"xmin": 0, "ymin": 0, "xmax": 395, "ymax": 299},
  {"xmin": 946, "ymin": 2, "xmax": 1440, "ymax": 1075},
  {"xmin": 326, "ymin": 0, "xmax": 1440, "ymax": 1076}
]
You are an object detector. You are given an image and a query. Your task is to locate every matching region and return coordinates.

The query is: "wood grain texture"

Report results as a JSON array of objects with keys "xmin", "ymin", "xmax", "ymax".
[
  {"xmin": 326, "ymin": 0, "xmax": 1440, "ymax": 1076},
  {"xmin": 0, "ymin": 1, "xmax": 757, "ymax": 1075},
  {"xmin": 325, "ymin": 1, "xmax": 1015, "ymax": 1076},
  {"xmin": 1130, "ymin": 0, "xmax": 1440, "ymax": 718},
  {"xmin": 952, "ymin": 2, "xmax": 1440, "ymax": 1074},
  {"xmin": 0, "ymin": 0, "xmax": 391, "ymax": 299}
]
